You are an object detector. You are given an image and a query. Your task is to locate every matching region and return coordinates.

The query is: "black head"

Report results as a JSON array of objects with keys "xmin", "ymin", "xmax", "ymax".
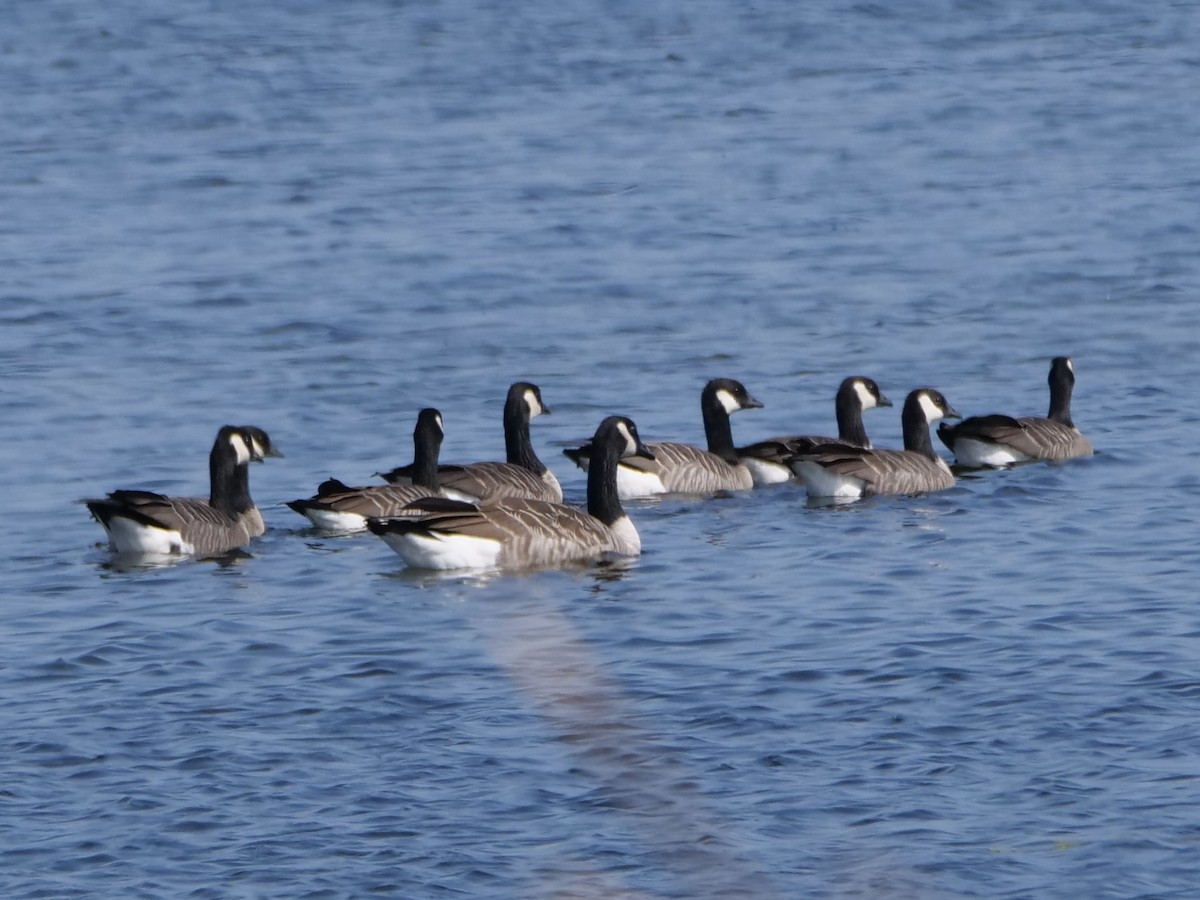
[
  {"xmin": 703, "ymin": 378, "xmax": 764, "ymax": 414},
  {"xmin": 1049, "ymin": 356, "xmax": 1075, "ymax": 387},
  {"xmin": 507, "ymin": 381, "xmax": 550, "ymax": 418},
  {"xmin": 414, "ymin": 407, "xmax": 445, "ymax": 442},
  {"xmin": 594, "ymin": 415, "xmax": 654, "ymax": 460},
  {"xmin": 216, "ymin": 425, "xmax": 283, "ymax": 464},
  {"xmin": 906, "ymin": 389, "xmax": 960, "ymax": 424},
  {"xmin": 840, "ymin": 376, "xmax": 892, "ymax": 409}
]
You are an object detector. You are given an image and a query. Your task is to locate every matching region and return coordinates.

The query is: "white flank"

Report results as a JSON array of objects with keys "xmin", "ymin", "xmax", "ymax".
[
  {"xmin": 300, "ymin": 508, "xmax": 368, "ymax": 533},
  {"xmin": 380, "ymin": 529, "xmax": 503, "ymax": 570},
  {"xmin": 952, "ymin": 437, "xmax": 1029, "ymax": 468},
  {"xmin": 741, "ymin": 456, "xmax": 793, "ymax": 486},
  {"xmin": 104, "ymin": 516, "xmax": 195, "ymax": 556},
  {"xmin": 616, "ymin": 464, "xmax": 667, "ymax": 499},
  {"xmin": 791, "ymin": 460, "xmax": 865, "ymax": 500}
]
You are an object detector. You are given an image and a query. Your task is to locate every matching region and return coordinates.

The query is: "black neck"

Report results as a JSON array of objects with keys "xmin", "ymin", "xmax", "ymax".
[
  {"xmin": 586, "ymin": 432, "xmax": 625, "ymax": 526},
  {"xmin": 901, "ymin": 396, "xmax": 938, "ymax": 460},
  {"xmin": 1047, "ymin": 366, "xmax": 1075, "ymax": 426},
  {"xmin": 701, "ymin": 390, "xmax": 739, "ymax": 464},
  {"xmin": 209, "ymin": 439, "xmax": 253, "ymax": 517},
  {"xmin": 411, "ymin": 423, "xmax": 442, "ymax": 490},
  {"xmin": 834, "ymin": 382, "xmax": 869, "ymax": 446},
  {"xmin": 504, "ymin": 394, "xmax": 546, "ymax": 474}
]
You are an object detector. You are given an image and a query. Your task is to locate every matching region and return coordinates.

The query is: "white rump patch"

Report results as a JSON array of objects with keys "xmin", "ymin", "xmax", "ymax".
[
  {"xmin": 791, "ymin": 460, "xmax": 865, "ymax": 500},
  {"xmin": 616, "ymin": 464, "xmax": 667, "ymax": 499},
  {"xmin": 952, "ymin": 438, "xmax": 1029, "ymax": 468},
  {"xmin": 741, "ymin": 456, "xmax": 793, "ymax": 486},
  {"xmin": 379, "ymin": 529, "xmax": 502, "ymax": 570},
  {"xmin": 105, "ymin": 516, "xmax": 194, "ymax": 556}
]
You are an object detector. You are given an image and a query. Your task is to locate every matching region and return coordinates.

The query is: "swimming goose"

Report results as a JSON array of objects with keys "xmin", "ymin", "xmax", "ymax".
[
  {"xmin": 287, "ymin": 408, "xmax": 444, "ymax": 532},
  {"xmin": 368, "ymin": 415, "xmax": 652, "ymax": 571},
  {"xmin": 563, "ymin": 378, "xmax": 763, "ymax": 498},
  {"xmin": 789, "ymin": 388, "xmax": 960, "ymax": 499},
  {"xmin": 736, "ymin": 376, "xmax": 892, "ymax": 485},
  {"xmin": 936, "ymin": 357, "xmax": 1093, "ymax": 466},
  {"xmin": 86, "ymin": 425, "xmax": 283, "ymax": 557},
  {"xmin": 378, "ymin": 382, "xmax": 561, "ymax": 503}
]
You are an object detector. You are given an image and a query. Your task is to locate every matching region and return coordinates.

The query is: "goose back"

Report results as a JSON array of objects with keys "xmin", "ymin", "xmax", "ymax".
[
  {"xmin": 790, "ymin": 389, "xmax": 958, "ymax": 498},
  {"xmin": 738, "ymin": 376, "xmax": 891, "ymax": 485},
  {"xmin": 289, "ymin": 409, "xmax": 444, "ymax": 532},
  {"xmin": 86, "ymin": 424, "xmax": 281, "ymax": 557},
  {"xmin": 369, "ymin": 415, "xmax": 650, "ymax": 570},
  {"xmin": 563, "ymin": 378, "xmax": 761, "ymax": 498},
  {"xmin": 937, "ymin": 357, "xmax": 1093, "ymax": 465},
  {"xmin": 378, "ymin": 382, "xmax": 561, "ymax": 502}
]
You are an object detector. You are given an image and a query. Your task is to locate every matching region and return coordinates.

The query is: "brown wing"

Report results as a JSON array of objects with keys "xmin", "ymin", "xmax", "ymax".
[
  {"xmin": 438, "ymin": 462, "xmax": 562, "ymax": 502},
  {"xmin": 630, "ymin": 442, "xmax": 754, "ymax": 493},
  {"xmin": 800, "ymin": 447, "xmax": 954, "ymax": 495}
]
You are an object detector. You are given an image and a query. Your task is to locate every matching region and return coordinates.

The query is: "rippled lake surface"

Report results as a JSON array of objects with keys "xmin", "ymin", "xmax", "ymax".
[{"xmin": 4, "ymin": 2, "xmax": 1199, "ymax": 897}]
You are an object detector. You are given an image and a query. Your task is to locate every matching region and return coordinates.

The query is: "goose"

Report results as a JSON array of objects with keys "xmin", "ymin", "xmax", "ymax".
[
  {"xmin": 378, "ymin": 382, "xmax": 561, "ymax": 503},
  {"xmin": 86, "ymin": 425, "xmax": 283, "ymax": 557},
  {"xmin": 937, "ymin": 356, "xmax": 1093, "ymax": 466},
  {"xmin": 367, "ymin": 415, "xmax": 653, "ymax": 571},
  {"xmin": 287, "ymin": 408, "xmax": 444, "ymax": 532},
  {"xmin": 736, "ymin": 376, "xmax": 892, "ymax": 485},
  {"xmin": 789, "ymin": 388, "xmax": 960, "ymax": 499},
  {"xmin": 562, "ymin": 378, "xmax": 763, "ymax": 498}
]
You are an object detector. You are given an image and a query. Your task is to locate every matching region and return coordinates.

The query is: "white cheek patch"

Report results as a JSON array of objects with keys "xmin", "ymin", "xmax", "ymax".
[
  {"xmin": 249, "ymin": 437, "xmax": 266, "ymax": 460},
  {"xmin": 435, "ymin": 413, "xmax": 444, "ymax": 432},
  {"xmin": 616, "ymin": 421, "xmax": 636, "ymax": 455},
  {"xmin": 854, "ymin": 380, "xmax": 877, "ymax": 410},
  {"xmin": 1065, "ymin": 358, "xmax": 1074, "ymax": 374},
  {"xmin": 525, "ymin": 389, "xmax": 543, "ymax": 417},
  {"xmin": 917, "ymin": 393, "xmax": 945, "ymax": 423},
  {"xmin": 229, "ymin": 433, "xmax": 253, "ymax": 465},
  {"xmin": 716, "ymin": 389, "xmax": 741, "ymax": 414}
]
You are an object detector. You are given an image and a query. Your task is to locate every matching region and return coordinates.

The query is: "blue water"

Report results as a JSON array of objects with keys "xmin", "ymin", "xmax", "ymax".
[{"xmin": 3, "ymin": 2, "xmax": 1200, "ymax": 897}]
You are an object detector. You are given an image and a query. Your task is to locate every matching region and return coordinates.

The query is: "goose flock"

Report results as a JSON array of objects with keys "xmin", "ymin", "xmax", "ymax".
[{"xmin": 85, "ymin": 357, "xmax": 1093, "ymax": 572}]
